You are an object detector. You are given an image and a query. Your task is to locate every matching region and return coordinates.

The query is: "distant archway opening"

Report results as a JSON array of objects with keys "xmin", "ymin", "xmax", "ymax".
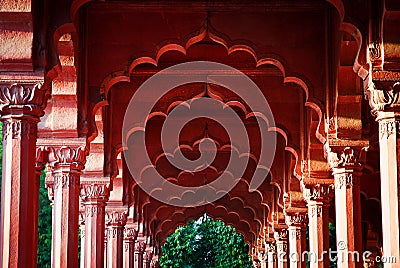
[{"xmin": 159, "ymin": 214, "xmax": 252, "ymax": 268}]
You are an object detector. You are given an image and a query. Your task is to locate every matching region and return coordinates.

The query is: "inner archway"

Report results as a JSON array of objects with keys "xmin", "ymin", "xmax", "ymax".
[{"xmin": 159, "ymin": 214, "xmax": 253, "ymax": 268}]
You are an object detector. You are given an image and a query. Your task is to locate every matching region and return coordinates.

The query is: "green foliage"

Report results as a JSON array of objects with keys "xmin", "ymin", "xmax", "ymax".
[
  {"xmin": 38, "ymin": 172, "xmax": 52, "ymax": 267},
  {"xmin": 159, "ymin": 214, "xmax": 253, "ymax": 268}
]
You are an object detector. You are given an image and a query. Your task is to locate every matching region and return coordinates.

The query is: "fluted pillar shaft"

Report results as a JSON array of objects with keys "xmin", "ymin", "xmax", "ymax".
[
  {"xmin": 376, "ymin": 112, "xmax": 400, "ymax": 265},
  {"xmin": 47, "ymin": 145, "xmax": 86, "ymax": 268},
  {"xmin": 106, "ymin": 209, "xmax": 127, "ymax": 268},
  {"xmin": 0, "ymin": 82, "xmax": 47, "ymax": 267},
  {"xmin": 81, "ymin": 182, "xmax": 110, "ymax": 268},
  {"xmin": 333, "ymin": 166, "xmax": 363, "ymax": 268}
]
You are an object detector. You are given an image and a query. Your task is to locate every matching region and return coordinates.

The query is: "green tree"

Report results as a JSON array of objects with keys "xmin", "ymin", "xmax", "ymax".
[
  {"xmin": 38, "ymin": 171, "xmax": 52, "ymax": 267},
  {"xmin": 159, "ymin": 214, "xmax": 253, "ymax": 268}
]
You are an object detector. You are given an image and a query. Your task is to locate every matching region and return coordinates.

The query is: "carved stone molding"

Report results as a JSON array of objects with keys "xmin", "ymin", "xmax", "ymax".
[
  {"xmin": 0, "ymin": 82, "xmax": 48, "ymax": 117},
  {"xmin": 106, "ymin": 228, "xmax": 124, "ymax": 239},
  {"xmin": 334, "ymin": 173, "xmax": 360, "ymax": 189},
  {"xmin": 369, "ymin": 41, "xmax": 381, "ymax": 61},
  {"xmin": 289, "ymin": 228, "xmax": 303, "ymax": 240},
  {"xmin": 302, "ymin": 179, "xmax": 334, "ymax": 202},
  {"xmin": 84, "ymin": 206, "xmax": 105, "ymax": 218},
  {"xmin": 35, "ymin": 147, "xmax": 46, "ymax": 174},
  {"xmin": 325, "ymin": 144, "xmax": 367, "ymax": 169},
  {"xmin": 309, "ymin": 206, "xmax": 323, "ymax": 218},
  {"xmin": 135, "ymin": 241, "xmax": 146, "ymax": 253},
  {"xmin": 284, "ymin": 209, "xmax": 308, "ymax": 227},
  {"xmin": 80, "ymin": 183, "xmax": 110, "ymax": 203},
  {"xmin": 2, "ymin": 119, "xmax": 36, "ymax": 139},
  {"xmin": 53, "ymin": 172, "xmax": 80, "ymax": 189},
  {"xmin": 47, "ymin": 145, "xmax": 86, "ymax": 170},
  {"xmin": 124, "ymin": 227, "xmax": 138, "ymax": 241},
  {"xmin": 274, "ymin": 228, "xmax": 288, "ymax": 241},
  {"xmin": 365, "ymin": 81, "xmax": 400, "ymax": 113},
  {"xmin": 301, "ymin": 159, "xmax": 310, "ymax": 180},
  {"xmin": 105, "ymin": 210, "xmax": 127, "ymax": 226},
  {"xmin": 379, "ymin": 119, "xmax": 400, "ymax": 140}
]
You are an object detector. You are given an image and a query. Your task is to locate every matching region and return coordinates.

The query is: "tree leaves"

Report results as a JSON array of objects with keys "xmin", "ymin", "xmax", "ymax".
[{"xmin": 159, "ymin": 214, "xmax": 252, "ymax": 268}]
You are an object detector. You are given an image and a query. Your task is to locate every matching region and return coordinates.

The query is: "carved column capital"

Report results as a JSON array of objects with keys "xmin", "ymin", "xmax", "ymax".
[
  {"xmin": 135, "ymin": 241, "xmax": 146, "ymax": 253},
  {"xmin": 124, "ymin": 227, "xmax": 138, "ymax": 241},
  {"xmin": 47, "ymin": 145, "xmax": 87, "ymax": 170},
  {"xmin": 273, "ymin": 227, "xmax": 288, "ymax": 241},
  {"xmin": 80, "ymin": 183, "xmax": 110, "ymax": 203},
  {"xmin": 302, "ymin": 178, "xmax": 334, "ymax": 203},
  {"xmin": 105, "ymin": 209, "xmax": 127, "ymax": 226},
  {"xmin": 324, "ymin": 144, "xmax": 368, "ymax": 169},
  {"xmin": 284, "ymin": 207, "xmax": 308, "ymax": 227},
  {"xmin": 0, "ymin": 82, "xmax": 49, "ymax": 117},
  {"xmin": 35, "ymin": 147, "xmax": 46, "ymax": 175},
  {"xmin": 364, "ymin": 81, "xmax": 400, "ymax": 113}
]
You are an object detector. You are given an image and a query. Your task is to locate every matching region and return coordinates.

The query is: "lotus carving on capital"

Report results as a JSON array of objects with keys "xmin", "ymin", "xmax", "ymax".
[
  {"xmin": 0, "ymin": 83, "xmax": 48, "ymax": 115},
  {"xmin": 48, "ymin": 146, "xmax": 86, "ymax": 167}
]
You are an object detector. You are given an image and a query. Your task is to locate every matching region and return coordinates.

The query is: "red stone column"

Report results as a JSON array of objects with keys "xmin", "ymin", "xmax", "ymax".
[
  {"xmin": 274, "ymin": 227, "xmax": 288, "ymax": 268},
  {"xmin": 81, "ymin": 181, "xmax": 110, "ymax": 268},
  {"xmin": 258, "ymin": 251, "xmax": 267, "ymax": 268},
  {"xmin": 267, "ymin": 241, "xmax": 277, "ymax": 268},
  {"xmin": 376, "ymin": 112, "xmax": 400, "ymax": 265},
  {"xmin": 47, "ymin": 144, "xmax": 86, "ymax": 267},
  {"xmin": 285, "ymin": 208, "xmax": 308, "ymax": 268},
  {"xmin": 105, "ymin": 208, "xmax": 127, "ymax": 268},
  {"xmin": 327, "ymin": 146, "xmax": 365, "ymax": 268},
  {"xmin": 302, "ymin": 179, "xmax": 333, "ymax": 268},
  {"xmin": 0, "ymin": 82, "xmax": 47, "ymax": 267},
  {"xmin": 150, "ymin": 259, "xmax": 158, "ymax": 268},
  {"xmin": 123, "ymin": 226, "xmax": 137, "ymax": 268},
  {"xmin": 134, "ymin": 241, "xmax": 146, "ymax": 268},
  {"xmin": 144, "ymin": 251, "xmax": 153, "ymax": 268}
]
